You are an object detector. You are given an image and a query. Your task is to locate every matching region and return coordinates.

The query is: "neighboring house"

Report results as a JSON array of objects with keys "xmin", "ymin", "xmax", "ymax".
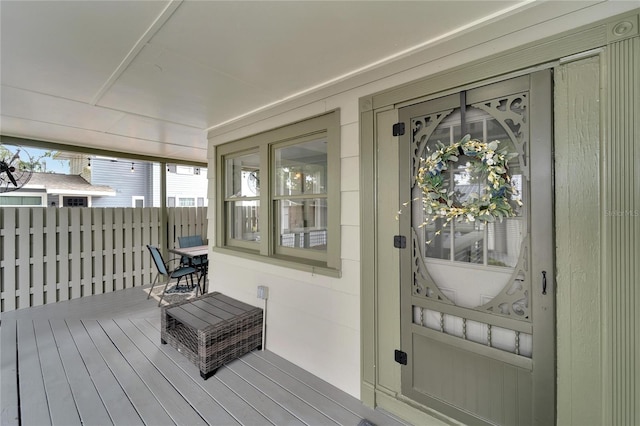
[
  {"xmin": 0, "ymin": 172, "xmax": 115, "ymax": 207},
  {"xmin": 64, "ymin": 155, "xmax": 207, "ymax": 208},
  {"xmin": 165, "ymin": 164, "xmax": 208, "ymax": 208}
]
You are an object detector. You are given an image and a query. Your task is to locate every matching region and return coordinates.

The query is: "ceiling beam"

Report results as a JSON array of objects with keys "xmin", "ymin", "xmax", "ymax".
[
  {"xmin": 0, "ymin": 135, "xmax": 207, "ymax": 167},
  {"xmin": 90, "ymin": 0, "xmax": 184, "ymax": 106}
]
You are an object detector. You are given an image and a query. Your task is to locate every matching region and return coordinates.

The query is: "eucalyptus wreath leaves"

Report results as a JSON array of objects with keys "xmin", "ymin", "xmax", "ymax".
[{"xmin": 404, "ymin": 134, "xmax": 522, "ymax": 228}]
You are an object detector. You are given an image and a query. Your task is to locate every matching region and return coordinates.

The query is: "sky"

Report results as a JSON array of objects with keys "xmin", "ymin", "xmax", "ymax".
[{"xmin": 2, "ymin": 145, "xmax": 70, "ymax": 174}]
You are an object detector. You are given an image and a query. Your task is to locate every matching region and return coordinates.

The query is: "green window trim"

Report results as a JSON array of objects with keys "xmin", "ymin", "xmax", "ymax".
[{"xmin": 216, "ymin": 110, "xmax": 341, "ymax": 275}]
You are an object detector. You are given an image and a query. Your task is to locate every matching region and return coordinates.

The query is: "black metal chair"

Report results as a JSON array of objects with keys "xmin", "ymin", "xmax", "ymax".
[
  {"xmin": 177, "ymin": 235, "xmax": 207, "ymax": 264},
  {"xmin": 178, "ymin": 235, "xmax": 209, "ymax": 286},
  {"xmin": 147, "ymin": 245, "xmax": 197, "ymax": 306}
]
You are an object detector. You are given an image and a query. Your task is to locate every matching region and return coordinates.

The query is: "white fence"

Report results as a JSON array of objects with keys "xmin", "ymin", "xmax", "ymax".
[{"xmin": 0, "ymin": 207, "xmax": 207, "ymax": 313}]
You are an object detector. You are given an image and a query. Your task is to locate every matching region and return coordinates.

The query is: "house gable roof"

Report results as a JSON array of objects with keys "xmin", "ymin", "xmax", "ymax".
[{"xmin": 25, "ymin": 172, "xmax": 115, "ymax": 196}]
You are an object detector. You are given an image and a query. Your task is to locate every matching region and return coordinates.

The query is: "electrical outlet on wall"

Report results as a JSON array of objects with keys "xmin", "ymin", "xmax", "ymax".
[{"xmin": 257, "ymin": 285, "xmax": 269, "ymax": 300}]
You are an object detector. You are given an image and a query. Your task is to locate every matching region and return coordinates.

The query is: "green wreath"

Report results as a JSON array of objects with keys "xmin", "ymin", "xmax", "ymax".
[{"xmin": 415, "ymin": 134, "xmax": 522, "ymax": 225}]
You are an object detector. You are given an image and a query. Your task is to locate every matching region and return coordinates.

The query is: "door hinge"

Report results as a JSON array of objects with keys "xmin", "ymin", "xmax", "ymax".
[
  {"xmin": 394, "ymin": 349, "xmax": 407, "ymax": 365},
  {"xmin": 392, "ymin": 122, "xmax": 405, "ymax": 136},
  {"xmin": 393, "ymin": 235, "xmax": 406, "ymax": 249}
]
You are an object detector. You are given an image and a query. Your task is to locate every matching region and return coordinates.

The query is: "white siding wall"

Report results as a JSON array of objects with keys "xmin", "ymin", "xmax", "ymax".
[
  {"xmin": 208, "ymin": 109, "xmax": 362, "ymax": 396},
  {"xmin": 166, "ymin": 167, "xmax": 208, "ymax": 207},
  {"xmin": 152, "ymin": 163, "xmax": 208, "ymax": 207}
]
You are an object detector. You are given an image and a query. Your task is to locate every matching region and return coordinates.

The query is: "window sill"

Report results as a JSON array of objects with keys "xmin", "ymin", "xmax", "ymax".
[{"xmin": 212, "ymin": 246, "xmax": 342, "ymax": 278}]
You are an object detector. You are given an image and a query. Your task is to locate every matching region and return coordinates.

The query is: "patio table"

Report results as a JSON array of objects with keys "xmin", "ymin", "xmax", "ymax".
[
  {"xmin": 161, "ymin": 292, "xmax": 263, "ymax": 379},
  {"xmin": 169, "ymin": 245, "xmax": 208, "ymax": 293}
]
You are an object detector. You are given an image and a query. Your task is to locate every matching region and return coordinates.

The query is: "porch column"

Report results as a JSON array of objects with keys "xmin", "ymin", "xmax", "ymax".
[
  {"xmin": 603, "ymin": 20, "xmax": 640, "ymax": 426},
  {"xmin": 160, "ymin": 162, "xmax": 168, "ymax": 258}
]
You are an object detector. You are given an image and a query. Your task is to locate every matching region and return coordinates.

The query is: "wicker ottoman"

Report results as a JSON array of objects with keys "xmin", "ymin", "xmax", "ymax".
[{"xmin": 161, "ymin": 291, "xmax": 263, "ymax": 379}]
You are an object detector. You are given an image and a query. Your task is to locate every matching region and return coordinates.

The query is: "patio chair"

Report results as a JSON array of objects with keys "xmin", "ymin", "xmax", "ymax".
[
  {"xmin": 178, "ymin": 235, "xmax": 209, "ymax": 276},
  {"xmin": 178, "ymin": 235, "xmax": 206, "ymax": 263},
  {"xmin": 147, "ymin": 245, "xmax": 197, "ymax": 306}
]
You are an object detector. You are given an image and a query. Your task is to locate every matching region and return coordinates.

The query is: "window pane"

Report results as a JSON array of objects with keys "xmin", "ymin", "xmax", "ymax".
[
  {"xmin": 0, "ymin": 196, "xmax": 42, "ymax": 206},
  {"xmin": 424, "ymin": 218, "xmax": 450, "ymax": 260},
  {"xmin": 227, "ymin": 200, "xmax": 260, "ymax": 242},
  {"xmin": 226, "ymin": 153, "xmax": 260, "ymax": 197},
  {"xmin": 277, "ymin": 198, "xmax": 327, "ymax": 251},
  {"xmin": 419, "ymin": 106, "xmax": 524, "ymax": 268},
  {"xmin": 275, "ymin": 137, "xmax": 327, "ymax": 196}
]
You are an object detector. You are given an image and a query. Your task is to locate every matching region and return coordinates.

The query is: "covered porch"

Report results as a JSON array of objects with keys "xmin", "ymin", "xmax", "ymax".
[
  {"xmin": 2, "ymin": 2, "xmax": 639, "ymax": 425},
  {"xmin": 0, "ymin": 287, "xmax": 405, "ymax": 426}
]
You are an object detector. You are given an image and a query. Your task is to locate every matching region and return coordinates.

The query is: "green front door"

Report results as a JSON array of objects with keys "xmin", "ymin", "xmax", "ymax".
[{"xmin": 397, "ymin": 71, "xmax": 555, "ymax": 425}]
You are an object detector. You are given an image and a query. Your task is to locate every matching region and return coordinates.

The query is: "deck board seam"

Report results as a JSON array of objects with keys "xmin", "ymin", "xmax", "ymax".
[
  {"xmin": 34, "ymin": 320, "xmax": 83, "ymax": 425},
  {"xmin": 97, "ymin": 319, "xmax": 207, "ymax": 426},
  {"xmin": 132, "ymin": 318, "xmax": 270, "ymax": 425},
  {"xmin": 50, "ymin": 319, "xmax": 114, "ymax": 425},
  {"xmin": 227, "ymin": 359, "xmax": 340, "ymax": 426},
  {"xmin": 83, "ymin": 319, "xmax": 174, "ymax": 425},
  {"xmin": 227, "ymin": 366, "xmax": 309, "ymax": 425},
  {"xmin": 0, "ymin": 319, "xmax": 20, "ymax": 426},
  {"xmin": 252, "ymin": 350, "xmax": 408, "ymax": 425},
  {"xmin": 238, "ymin": 354, "xmax": 361, "ymax": 425},
  {"xmin": 17, "ymin": 320, "xmax": 52, "ymax": 425},
  {"xmin": 116, "ymin": 318, "xmax": 239, "ymax": 425},
  {"xmin": 66, "ymin": 319, "xmax": 144, "ymax": 426},
  {"xmin": 214, "ymin": 366, "xmax": 290, "ymax": 426}
]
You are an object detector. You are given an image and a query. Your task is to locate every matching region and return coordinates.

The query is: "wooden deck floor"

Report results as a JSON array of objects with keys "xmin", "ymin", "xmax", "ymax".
[{"xmin": 1, "ymin": 288, "xmax": 406, "ymax": 426}]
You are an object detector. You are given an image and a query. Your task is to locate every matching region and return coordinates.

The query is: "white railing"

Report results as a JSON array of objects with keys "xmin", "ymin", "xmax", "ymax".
[{"xmin": 0, "ymin": 207, "xmax": 207, "ymax": 313}]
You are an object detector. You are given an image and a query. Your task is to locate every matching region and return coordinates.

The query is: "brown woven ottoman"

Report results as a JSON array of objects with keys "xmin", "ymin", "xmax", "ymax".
[{"xmin": 161, "ymin": 291, "xmax": 263, "ymax": 379}]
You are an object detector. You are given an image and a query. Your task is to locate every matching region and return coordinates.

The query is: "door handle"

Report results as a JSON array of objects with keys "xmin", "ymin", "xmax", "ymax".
[{"xmin": 541, "ymin": 271, "xmax": 547, "ymax": 295}]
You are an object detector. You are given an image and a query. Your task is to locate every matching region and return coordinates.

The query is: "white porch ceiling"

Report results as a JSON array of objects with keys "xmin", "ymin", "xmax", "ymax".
[{"xmin": 0, "ymin": 1, "xmax": 633, "ymax": 163}]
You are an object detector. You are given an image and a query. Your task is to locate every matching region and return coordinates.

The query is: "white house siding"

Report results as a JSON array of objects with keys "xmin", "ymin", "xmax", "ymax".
[
  {"xmin": 166, "ymin": 166, "xmax": 208, "ymax": 207},
  {"xmin": 90, "ymin": 161, "xmax": 153, "ymax": 207},
  {"xmin": 150, "ymin": 163, "xmax": 208, "ymax": 208},
  {"xmin": 206, "ymin": 2, "xmax": 639, "ymax": 411}
]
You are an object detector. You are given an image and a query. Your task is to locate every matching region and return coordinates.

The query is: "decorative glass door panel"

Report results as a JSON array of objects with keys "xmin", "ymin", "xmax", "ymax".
[{"xmin": 417, "ymin": 107, "xmax": 526, "ymax": 270}]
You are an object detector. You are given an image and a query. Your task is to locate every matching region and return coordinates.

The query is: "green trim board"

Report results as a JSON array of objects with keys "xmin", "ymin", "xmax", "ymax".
[{"xmin": 602, "ymin": 33, "xmax": 640, "ymax": 426}]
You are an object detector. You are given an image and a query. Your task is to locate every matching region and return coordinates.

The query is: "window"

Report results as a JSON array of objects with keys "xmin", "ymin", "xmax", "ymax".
[
  {"xmin": 0, "ymin": 195, "xmax": 43, "ymax": 206},
  {"xmin": 179, "ymin": 197, "xmax": 195, "ymax": 207},
  {"xmin": 176, "ymin": 165, "xmax": 194, "ymax": 175},
  {"xmin": 63, "ymin": 197, "xmax": 88, "ymax": 207},
  {"xmin": 216, "ymin": 110, "xmax": 340, "ymax": 275},
  {"xmin": 274, "ymin": 137, "xmax": 328, "ymax": 261},
  {"xmin": 224, "ymin": 151, "xmax": 261, "ymax": 245},
  {"xmin": 132, "ymin": 196, "xmax": 144, "ymax": 207}
]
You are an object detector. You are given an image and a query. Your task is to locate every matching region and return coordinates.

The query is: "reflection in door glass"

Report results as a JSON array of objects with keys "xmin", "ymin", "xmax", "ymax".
[{"xmin": 417, "ymin": 107, "xmax": 525, "ymax": 268}]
